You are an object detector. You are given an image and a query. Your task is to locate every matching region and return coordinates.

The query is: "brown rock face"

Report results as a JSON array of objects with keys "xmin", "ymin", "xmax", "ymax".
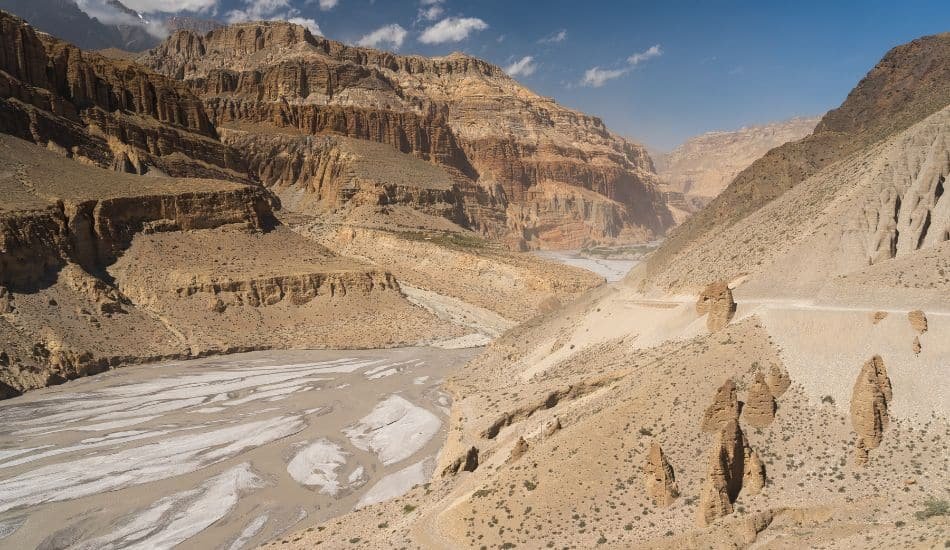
[
  {"xmin": 850, "ymin": 355, "xmax": 892, "ymax": 465},
  {"xmin": 138, "ymin": 21, "xmax": 674, "ymax": 249},
  {"xmin": 742, "ymin": 371, "xmax": 776, "ymax": 428},
  {"xmin": 644, "ymin": 441, "xmax": 679, "ymax": 506},
  {"xmin": 908, "ymin": 310, "xmax": 928, "ymax": 334},
  {"xmin": 0, "ymin": 11, "xmax": 247, "ymax": 181},
  {"xmin": 696, "ymin": 282, "xmax": 736, "ymax": 332},
  {"xmin": 701, "ymin": 379, "xmax": 739, "ymax": 432}
]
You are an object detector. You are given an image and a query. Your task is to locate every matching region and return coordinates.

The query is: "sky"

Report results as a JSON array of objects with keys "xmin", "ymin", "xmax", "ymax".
[{"xmin": 117, "ymin": 0, "xmax": 950, "ymax": 150}]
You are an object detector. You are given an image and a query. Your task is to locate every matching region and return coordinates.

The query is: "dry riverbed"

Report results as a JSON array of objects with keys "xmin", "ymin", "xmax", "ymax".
[{"xmin": 0, "ymin": 347, "xmax": 476, "ymax": 549}]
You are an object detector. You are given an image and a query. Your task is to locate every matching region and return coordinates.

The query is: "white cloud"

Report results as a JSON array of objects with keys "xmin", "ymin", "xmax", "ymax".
[
  {"xmin": 287, "ymin": 17, "xmax": 321, "ymax": 35},
  {"xmin": 226, "ymin": 0, "xmax": 321, "ymax": 35},
  {"xmin": 119, "ymin": 0, "xmax": 217, "ymax": 13},
  {"xmin": 505, "ymin": 56, "xmax": 536, "ymax": 77},
  {"xmin": 419, "ymin": 17, "xmax": 488, "ymax": 44},
  {"xmin": 317, "ymin": 0, "xmax": 337, "ymax": 10},
  {"xmin": 539, "ymin": 29, "xmax": 567, "ymax": 44},
  {"xmin": 581, "ymin": 66, "xmax": 628, "ymax": 88},
  {"xmin": 418, "ymin": 5, "xmax": 443, "ymax": 20},
  {"xmin": 627, "ymin": 44, "xmax": 662, "ymax": 65},
  {"xmin": 357, "ymin": 24, "xmax": 407, "ymax": 50},
  {"xmin": 580, "ymin": 44, "xmax": 663, "ymax": 88}
]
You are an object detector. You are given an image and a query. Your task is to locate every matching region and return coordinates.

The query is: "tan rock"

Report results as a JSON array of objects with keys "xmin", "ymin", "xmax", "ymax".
[
  {"xmin": 908, "ymin": 309, "xmax": 928, "ymax": 334},
  {"xmin": 701, "ymin": 379, "xmax": 739, "ymax": 432},
  {"xmin": 742, "ymin": 446, "xmax": 766, "ymax": 496},
  {"xmin": 698, "ymin": 419, "xmax": 767, "ymax": 525},
  {"xmin": 913, "ymin": 336, "xmax": 922, "ymax": 355},
  {"xmin": 871, "ymin": 311, "xmax": 888, "ymax": 324},
  {"xmin": 696, "ymin": 282, "xmax": 736, "ymax": 332},
  {"xmin": 698, "ymin": 420, "xmax": 745, "ymax": 526},
  {"xmin": 644, "ymin": 441, "xmax": 679, "ymax": 506},
  {"xmin": 850, "ymin": 355, "xmax": 892, "ymax": 465},
  {"xmin": 742, "ymin": 372, "xmax": 776, "ymax": 427},
  {"xmin": 508, "ymin": 437, "xmax": 528, "ymax": 463},
  {"xmin": 765, "ymin": 363, "xmax": 791, "ymax": 397}
]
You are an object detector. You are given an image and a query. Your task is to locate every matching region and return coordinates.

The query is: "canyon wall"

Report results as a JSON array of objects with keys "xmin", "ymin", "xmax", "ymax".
[{"xmin": 139, "ymin": 22, "xmax": 673, "ymax": 248}]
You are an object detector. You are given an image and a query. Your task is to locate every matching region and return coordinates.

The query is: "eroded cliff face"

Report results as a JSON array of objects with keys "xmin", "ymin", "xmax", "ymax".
[
  {"xmin": 138, "ymin": 22, "xmax": 673, "ymax": 248},
  {"xmin": 0, "ymin": 135, "xmax": 460, "ymax": 396},
  {"xmin": 0, "ymin": 10, "xmax": 247, "ymax": 181}
]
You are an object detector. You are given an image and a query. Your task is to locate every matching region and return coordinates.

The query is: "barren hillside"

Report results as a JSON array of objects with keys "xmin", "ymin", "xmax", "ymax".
[{"xmin": 277, "ymin": 32, "xmax": 950, "ymax": 549}]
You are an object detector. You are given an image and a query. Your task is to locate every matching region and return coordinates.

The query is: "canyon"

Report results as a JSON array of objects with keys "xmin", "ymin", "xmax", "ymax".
[{"xmin": 0, "ymin": 7, "xmax": 946, "ymax": 550}]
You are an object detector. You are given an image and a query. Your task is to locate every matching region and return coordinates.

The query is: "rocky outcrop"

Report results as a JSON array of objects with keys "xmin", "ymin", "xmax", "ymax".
[
  {"xmin": 170, "ymin": 271, "xmax": 400, "ymax": 308},
  {"xmin": 442, "ymin": 446, "xmax": 479, "ymax": 477},
  {"xmin": 698, "ymin": 420, "xmax": 746, "ymax": 526},
  {"xmin": 138, "ymin": 21, "xmax": 674, "ymax": 249},
  {"xmin": 696, "ymin": 282, "xmax": 736, "ymax": 332},
  {"xmin": 698, "ymin": 419, "xmax": 765, "ymax": 526},
  {"xmin": 701, "ymin": 379, "xmax": 739, "ymax": 432},
  {"xmin": 742, "ymin": 446, "xmax": 766, "ymax": 496},
  {"xmin": 742, "ymin": 372, "xmax": 776, "ymax": 427},
  {"xmin": 0, "ymin": 11, "xmax": 247, "ymax": 181},
  {"xmin": 0, "ymin": 188, "xmax": 274, "ymax": 290},
  {"xmin": 644, "ymin": 441, "xmax": 679, "ymax": 506},
  {"xmin": 766, "ymin": 363, "xmax": 791, "ymax": 397},
  {"xmin": 908, "ymin": 310, "xmax": 928, "ymax": 333},
  {"xmin": 850, "ymin": 355, "xmax": 892, "ymax": 465}
]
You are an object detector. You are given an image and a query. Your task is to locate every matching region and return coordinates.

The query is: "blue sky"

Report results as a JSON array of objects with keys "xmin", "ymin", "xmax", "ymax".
[{"xmin": 124, "ymin": 0, "xmax": 950, "ymax": 149}]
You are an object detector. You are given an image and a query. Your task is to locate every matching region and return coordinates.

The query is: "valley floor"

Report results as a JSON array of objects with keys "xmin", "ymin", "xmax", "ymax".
[{"xmin": 0, "ymin": 347, "xmax": 475, "ymax": 549}]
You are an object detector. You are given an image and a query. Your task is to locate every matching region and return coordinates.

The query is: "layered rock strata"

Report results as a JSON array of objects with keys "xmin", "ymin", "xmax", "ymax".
[
  {"xmin": 138, "ymin": 21, "xmax": 673, "ymax": 248},
  {"xmin": 0, "ymin": 11, "xmax": 248, "ymax": 181}
]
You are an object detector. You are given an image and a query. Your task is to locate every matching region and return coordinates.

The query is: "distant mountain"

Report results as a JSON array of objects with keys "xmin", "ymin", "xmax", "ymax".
[
  {"xmin": 655, "ymin": 116, "xmax": 820, "ymax": 208},
  {"xmin": 0, "ymin": 0, "xmax": 159, "ymax": 51}
]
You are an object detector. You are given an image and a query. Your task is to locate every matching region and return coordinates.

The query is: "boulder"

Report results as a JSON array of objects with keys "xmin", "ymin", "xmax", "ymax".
[{"xmin": 696, "ymin": 282, "xmax": 736, "ymax": 332}]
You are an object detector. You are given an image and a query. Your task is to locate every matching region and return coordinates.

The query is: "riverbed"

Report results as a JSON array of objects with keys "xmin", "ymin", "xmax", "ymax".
[{"xmin": 0, "ymin": 347, "xmax": 476, "ymax": 549}]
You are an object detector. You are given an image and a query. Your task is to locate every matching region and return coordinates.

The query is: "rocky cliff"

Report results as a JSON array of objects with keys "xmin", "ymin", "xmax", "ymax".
[
  {"xmin": 0, "ymin": 134, "xmax": 466, "ymax": 396},
  {"xmin": 0, "ymin": 10, "xmax": 247, "ymax": 182},
  {"xmin": 138, "ymin": 22, "xmax": 673, "ymax": 248}
]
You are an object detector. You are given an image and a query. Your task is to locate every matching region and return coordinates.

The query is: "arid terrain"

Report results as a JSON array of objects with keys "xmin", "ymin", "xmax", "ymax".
[
  {"xmin": 0, "ymin": 6, "xmax": 947, "ymax": 550},
  {"xmin": 654, "ymin": 116, "xmax": 820, "ymax": 218}
]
